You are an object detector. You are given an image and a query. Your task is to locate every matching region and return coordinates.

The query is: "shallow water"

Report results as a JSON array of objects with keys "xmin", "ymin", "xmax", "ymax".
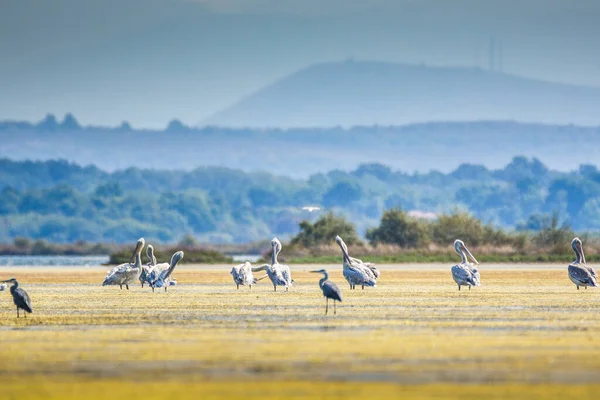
[{"xmin": 0, "ymin": 255, "xmax": 109, "ymax": 267}]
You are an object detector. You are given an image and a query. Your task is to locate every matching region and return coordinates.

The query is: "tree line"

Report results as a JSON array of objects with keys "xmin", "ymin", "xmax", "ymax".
[{"xmin": 1, "ymin": 157, "xmax": 599, "ymax": 244}]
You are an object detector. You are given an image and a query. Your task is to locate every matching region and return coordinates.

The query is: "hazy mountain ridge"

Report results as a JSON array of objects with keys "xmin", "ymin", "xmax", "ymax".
[
  {"xmin": 205, "ymin": 61, "xmax": 600, "ymax": 128},
  {"xmin": 1, "ymin": 116, "xmax": 600, "ymax": 177}
]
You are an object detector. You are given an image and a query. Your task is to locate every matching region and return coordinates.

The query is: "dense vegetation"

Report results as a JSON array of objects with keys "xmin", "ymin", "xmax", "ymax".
[
  {"xmin": 276, "ymin": 211, "xmax": 586, "ymax": 264},
  {"xmin": 1, "ymin": 157, "xmax": 600, "ymax": 244}
]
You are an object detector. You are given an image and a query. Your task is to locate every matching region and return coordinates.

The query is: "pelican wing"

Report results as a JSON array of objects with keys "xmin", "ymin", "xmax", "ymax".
[
  {"xmin": 280, "ymin": 264, "xmax": 293, "ymax": 285},
  {"xmin": 451, "ymin": 264, "xmax": 475, "ymax": 286},
  {"xmin": 268, "ymin": 265, "xmax": 287, "ymax": 286},
  {"xmin": 102, "ymin": 263, "xmax": 129, "ymax": 286},
  {"xmin": 239, "ymin": 263, "xmax": 256, "ymax": 285},
  {"xmin": 230, "ymin": 263, "xmax": 244, "ymax": 284},
  {"xmin": 343, "ymin": 262, "xmax": 376, "ymax": 286},
  {"xmin": 231, "ymin": 262, "xmax": 255, "ymax": 285},
  {"xmin": 586, "ymin": 265, "xmax": 598, "ymax": 280},
  {"xmin": 147, "ymin": 262, "xmax": 169, "ymax": 284},
  {"xmin": 569, "ymin": 264, "xmax": 597, "ymax": 286}
]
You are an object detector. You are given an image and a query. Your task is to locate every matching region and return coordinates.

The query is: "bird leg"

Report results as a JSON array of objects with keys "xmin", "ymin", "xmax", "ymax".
[
  {"xmin": 141, "ymin": 282, "xmax": 144, "ymax": 288},
  {"xmin": 16, "ymin": 307, "xmax": 19, "ymax": 318},
  {"xmin": 585, "ymin": 286, "xmax": 588, "ymax": 290},
  {"xmin": 236, "ymin": 284, "xmax": 239, "ymax": 290},
  {"xmin": 119, "ymin": 284, "xmax": 123, "ymax": 290},
  {"xmin": 273, "ymin": 285, "xmax": 277, "ymax": 292},
  {"xmin": 126, "ymin": 284, "xmax": 129, "ymax": 290},
  {"xmin": 285, "ymin": 286, "xmax": 289, "ymax": 292},
  {"xmin": 249, "ymin": 285, "xmax": 252, "ymax": 290},
  {"xmin": 362, "ymin": 285, "xmax": 364, "ymax": 290},
  {"xmin": 334, "ymin": 301, "xmax": 337, "ymax": 315},
  {"xmin": 577, "ymin": 286, "xmax": 580, "ymax": 290},
  {"xmin": 458, "ymin": 285, "xmax": 461, "ymax": 291},
  {"xmin": 325, "ymin": 298, "xmax": 328, "ymax": 315},
  {"xmin": 468, "ymin": 285, "xmax": 471, "ymax": 291},
  {"xmin": 165, "ymin": 287, "xmax": 168, "ymax": 292}
]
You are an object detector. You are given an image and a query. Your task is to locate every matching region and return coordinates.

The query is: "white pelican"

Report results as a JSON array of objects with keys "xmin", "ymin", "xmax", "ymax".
[
  {"xmin": 568, "ymin": 237, "xmax": 597, "ymax": 290},
  {"xmin": 252, "ymin": 237, "xmax": 293, "ymax": 291},
  {"xmin": 102, "ymin": 238, "xmax": 145, "ymax": 290},
  {"xmin": 149, "ymin": 251, "xmax": 184, "ymax": 292},
  {"xmin": 231, "ymin": 261, "xmax": 258, "ymax": 289},
  {"xmin": 335, "ymin": 235, "xmax": 377, "ymax": 289},
  {"xmin": 139, "ymin": 244, "xmax": 157, "ymax": 288},
  {"xmin": 451, "ymin": 239, "xmax": 480, "ymax": 291}
]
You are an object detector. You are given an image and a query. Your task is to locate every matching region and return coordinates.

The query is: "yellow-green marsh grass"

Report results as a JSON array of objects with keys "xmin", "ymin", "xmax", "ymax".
[{"xmin": 1, "ymin": 264, "xmax": 599, "ymax": 399}]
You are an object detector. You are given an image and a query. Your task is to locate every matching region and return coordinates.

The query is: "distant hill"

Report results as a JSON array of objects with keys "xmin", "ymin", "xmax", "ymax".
[
  {"xmin": 2, "ymin": 117, "xmax": 600, "ymax": 177},
  {"xmin": 204, "ymin": 60, "xmax": 600, "ymax": 128}
]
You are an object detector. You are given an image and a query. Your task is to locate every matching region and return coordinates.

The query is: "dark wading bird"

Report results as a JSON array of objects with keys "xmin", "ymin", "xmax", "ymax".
[
  {"xmin": 1, "ymin": 278, "xmax": 32, "ymax": 318},
  {"xmin": 311, "ymin": 269, "xmax": 342, "ymax": 315},
  {"xmin": 568, "ymin": 237, "xmax": 598, "ymax": 290}
]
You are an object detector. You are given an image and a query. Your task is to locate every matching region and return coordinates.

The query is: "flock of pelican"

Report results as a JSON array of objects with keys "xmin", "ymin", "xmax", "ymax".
[
  {"xmin": 102, "ymin": 238, "xmax": 184, "ymax": 292},
  {"xmin": 1, "ymin": 236, "xmax": 598, "ymax": 317}
]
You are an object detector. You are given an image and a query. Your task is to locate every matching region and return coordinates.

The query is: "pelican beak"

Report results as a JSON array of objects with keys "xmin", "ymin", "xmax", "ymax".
[{"xmin": 462, "ymin": 244, "xmax": 479, "ymax": 265}]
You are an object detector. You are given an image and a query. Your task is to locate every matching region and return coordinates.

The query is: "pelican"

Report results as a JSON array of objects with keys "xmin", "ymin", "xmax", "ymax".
[
  {"xmin": 451, "ymin": 239, "xmax": 480, "ymax": 291},
  {"xmin": 335, "ymin": 235, "xmax": 377, "ymax": 289},
  {"xmin": 311, "ymin": 269, "xmax": 342, "ymax": 315},
  {"xmin": 149, "ymin": 251, "xmax": 184, "ymax": 292},
  {"xmin": 231, "ymin": 261, "xmax": 258, "ymax": 289},
  {"xmin": 1, "ymin": 278, "xmax": 32, "ymax": 318},
  {"xmin": 102, "ymin": 238, "xmax": 145, "ymax": 290},
  {"xmin": 252, "ymin": 237, "xmax": 293, "ymax": 291},
  {"xmin": 568, "ymin": 237, "xmax": 597, "ymax": 290},
  {"xmin": 139, "ymin": 244, "xmax": 157, "ymax": 288}
]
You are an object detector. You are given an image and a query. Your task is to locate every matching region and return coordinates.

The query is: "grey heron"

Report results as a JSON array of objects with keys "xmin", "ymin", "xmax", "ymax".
[
  {"xmin": 252, "ymin": 237, "xmax": 293, "ymax": 291},
  {"xmin": 311, "ymin": 269, "xmax": 342, "ymax": 315},
  {"xmin": 140, "ymin": 244, "xmax": 157, "ymax": 288},
  {"xmin": 149, "ymin": 251, "xmax": 184, "ymax": 292},
  {"xmin": 102, "ymin": 238, "xmax": 145, "ymax": 290},
  {"xmin": 1, "ymin": 278, "xmax": 32, "ymax": 318},
  {"xmin": 231, "ymin": 261, "xmax": 258, "ymax": 289},
  {"xmin": 335, "ymin": 235, "xmax": 377, "ymax": 289},
  {"xmin": 451, "ymin": 239, "xmax": 480, "ymax": 291},
  {"xmin": 568, "ymin": 237, "xmax": 597, "ymax": 290}
]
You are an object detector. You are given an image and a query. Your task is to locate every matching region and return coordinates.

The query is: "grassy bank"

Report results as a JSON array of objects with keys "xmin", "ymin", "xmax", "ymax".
[{"xmin": 282, "ymin": 253, "xmax": 581, "ymax": 264}]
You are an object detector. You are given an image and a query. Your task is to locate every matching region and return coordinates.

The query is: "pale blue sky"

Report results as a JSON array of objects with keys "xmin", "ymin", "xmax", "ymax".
[{"xmin": 1, "ymin": 0, "xmax": 599, "ymax": 128}]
